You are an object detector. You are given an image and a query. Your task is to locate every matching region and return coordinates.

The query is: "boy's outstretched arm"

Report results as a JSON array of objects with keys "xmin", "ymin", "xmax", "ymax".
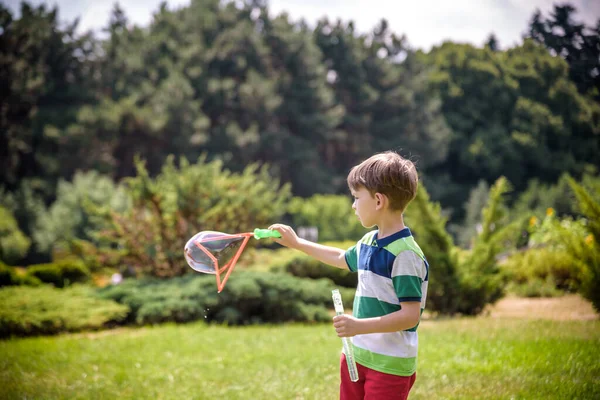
[{"xmin": 268, "ymin": 224, "xmax": 348, "ymax": 269}]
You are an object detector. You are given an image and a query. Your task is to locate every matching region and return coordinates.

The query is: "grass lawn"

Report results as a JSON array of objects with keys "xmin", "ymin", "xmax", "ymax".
[{"xmin": 1, "ymin": 298, "xmax": 599, "ymax": 399}]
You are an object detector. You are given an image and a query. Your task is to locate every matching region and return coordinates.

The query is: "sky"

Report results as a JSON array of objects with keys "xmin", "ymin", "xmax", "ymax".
[{"xmin": 5, "ymin": 0, "xmax": 600, "ymax": 50}]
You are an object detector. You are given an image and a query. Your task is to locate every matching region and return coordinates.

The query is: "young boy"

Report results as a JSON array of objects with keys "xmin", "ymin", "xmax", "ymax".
[{"xmin": 269, "ymin": 151, "xmax": 428, "ymax": 400}]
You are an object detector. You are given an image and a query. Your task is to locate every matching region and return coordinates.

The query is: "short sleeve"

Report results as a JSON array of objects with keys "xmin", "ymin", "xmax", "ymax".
[
  {"xmin": 391, "ymin": 251, "xmax": 425, "ymax": 302},
  {"xmin": 345, "ymin": 245, "xmax": 358, "ymax": 272}
]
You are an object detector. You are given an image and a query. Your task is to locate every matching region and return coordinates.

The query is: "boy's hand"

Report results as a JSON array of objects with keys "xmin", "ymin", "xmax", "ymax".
[
  {"xmin": 268, "ymin": 224, "xmax": 300, "ymax": 249},
  {"xmin": 333, "ymin": 314, "xmax": 362, "ymax": 337}
]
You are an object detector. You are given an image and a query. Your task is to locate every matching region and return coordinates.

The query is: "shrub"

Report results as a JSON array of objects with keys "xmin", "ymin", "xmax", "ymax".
[
  {"xmin": 26, "ymin": 259, "xmax": 90, "ymax": 288},
  {"xmin": 33, "ymin": 171, "xmax": 130, "ymax": 255},
  {"xmin": 98, "ymin": 156, "xmax": 291, "ymax": 278},
  {"xmin": 566, "ymin": 177, "xmax": 600, "ymax": 311},
  {"xmin": 0, "ymin": 285, "xmax": 129, "ymax": 338},
  {"xmin": 287, "ymin": 195, "xmax": 368, "ymax": 242},
  {"xmin": 0, "ymin": 206, "xmax": 31, "ymax": 265},
  {"xmin": 525, "ymin": 176, "xmax": 600, "ymax": 311},
  {"xmin": 405, "ymin": 185, "xmax": 461, "ymax": 314},
  {"xmin": 98, "ymin": 271, "xmax": 355, "ymax": 326},
  {"xmin": 273, "ymin": 255, "xmax": 358, "ymax": 288},
  {"xmin": 507, "ymin": 276, "xmax": 564, "ymax": 298},
  {"xmin": 0, "ymin": 262, "xmax": 41, "ymax": 287},
  {"xmin": 501, "ymin": 247, "xmax": 581, "ymax": 292}
]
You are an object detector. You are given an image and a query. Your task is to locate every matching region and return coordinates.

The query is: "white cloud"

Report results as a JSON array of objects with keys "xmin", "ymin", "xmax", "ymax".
[
  {"xmin": 4, "ymin": 0, "xmax": 599, "ymax": 50},
  {"xmin": 268, "ymin": 0, "xmax": 600, "ymax": 50}
]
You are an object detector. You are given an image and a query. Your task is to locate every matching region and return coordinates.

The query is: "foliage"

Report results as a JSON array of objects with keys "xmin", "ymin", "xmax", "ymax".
[
  {"xmin": 273, "ymin": 254, "xmax": 358, "ymax": 288},
  {"xmin": 313, "ymin": 18, "xmax": 451, "ymax": 185},
  {"xmin": 0, "ymin": 180, "xmax": 50, "ymax": 263},
  {"xmin": 527, "ymin": 187, "xmax": 599, "ymax": 311},
  {"xmin": 527, "ymin": 4, "xmax": 600, "ymax": 99},
  {"xmin": 407, "ymin": 178, "xmax": 521, "ymax": 315},
  {"xmin": 0, "ymin": 2, "xmax": 95, "ymax": 193},
  {"xmin": 421, "ymin": 38, "xmax": 600, "ymax": 218},
  {"xmin": 98, "ymin": 272, "xmax": 355, "ymax": 326},
  {"xmin": 0, "ymin": 206, "xmax": 31, "ymax": 265},
  {"xmin": 405, "ymin": 184, "xmax": 460, "ymax": 314},
  {"xmin": 2, "ymin": 0, "xmax": 599, "ymax": 306},
  {"xmin": 26, "ymin": 259, "xmax": 91, "ymax": 288},
  {"xmin": 0, "ymin": 263, "xmax": 41, "ymax": 287},
  {"xmin": 287, "ymin": 195, "xmax": 367, "ymax": 242},
  {"xmin": 565, "ymin": 178, "xmax": 600, "ymax": 311},
  {"xmin": 33, "ymin": 171, "xmax": 130, "ymax": 255},
  {"xmin": 456, "ymin": 177, "xmax": 519, "ymax": 315},
  {"xmin": 0, "ymin": 285, "xmax": 129, "ymax": 337},
  {"xmin": 453, "ymin": 180, "xmax": 489, "ymax": 247},
  {"xmin": 507, "ymin": 276, "xmax": 564, "ymax": 298},
  {"xmin": 502, "ymin": 246, "xmax": 580, "ymax": 293},
  {"xmin": 97, "ymin": 156, "xmax": 290, "ymax": 278}
]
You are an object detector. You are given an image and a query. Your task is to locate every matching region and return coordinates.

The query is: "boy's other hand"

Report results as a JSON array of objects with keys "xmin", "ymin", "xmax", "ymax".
[
  {"xmin": 333, "ymin": 314, "xmax": 362, "ymax": 337},
  {"xmin": 268, "ymin": 224, "xmax": 300, "ymax": 249}
]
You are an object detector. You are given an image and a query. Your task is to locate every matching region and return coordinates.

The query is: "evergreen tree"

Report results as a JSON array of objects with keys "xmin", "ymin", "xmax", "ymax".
[
  {"xmin": 527, "ymin": 4, "xmax": 600, "ymax": 99},
  {"xmin": 0, "ymin": 2, "xmax": 93, "ymax": 192}
]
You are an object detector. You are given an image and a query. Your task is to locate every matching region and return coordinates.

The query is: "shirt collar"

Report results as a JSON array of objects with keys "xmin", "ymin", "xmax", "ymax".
[{"xmin": 373, "ymin": 227, "xmax": 412, "ymax": 247}]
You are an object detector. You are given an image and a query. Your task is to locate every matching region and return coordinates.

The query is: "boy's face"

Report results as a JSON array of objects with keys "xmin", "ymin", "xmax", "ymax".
[{"xmin": 351, "ymin": 186, "xmax": 378, "ymax": 228}]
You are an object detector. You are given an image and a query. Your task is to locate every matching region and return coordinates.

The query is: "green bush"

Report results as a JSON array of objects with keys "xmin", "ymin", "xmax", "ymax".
[
  {"xmin": 405, "ymin": 185, "xmax": 461, "ymax": 314},
  {"xmin": 98, "ymin": 271, "xmax": 355, "ymax": 326},
  {"xmin": 0, "ymin": 206, "xmax": 31, "ymax": 265},
  {"xmin": 501, "ymin": 247, "xmax": 580, "ymax": 292},
  {"xmin": 0, "ymin": 285, "xmax": 129, "ymax": 338},
  {"xmin": 0, "ymin": 263, "xmax": 41, "ymax": 287},
  {"xmin": 507, "ymin": 276, "xmax": 564, "ymax": 298},
  {"xmin": 33, "ymin": 170, "xmax": 130, "ymax": 255},
  {"xmin": 27, "ymin": 259, "xmax": 90, "ymax": 288},
  {"xmin": 0, "ymin": 262, "xmax": 18, "ymax": 287},
  {"xmin": 525, "ymin": 177, "xmax": 600, "ymax": 311},
  {"xmin": 273, "ymin": 255, "xmax": 358, "ymax": 288},
  {"xmin": 97, "ymin": 156, "xmax": 291, "ymax": 278},
  {"xmin": 287, "ymin": 195, "xmax": 368, "ymax": 242},
  {"xmin": 566, "ymin": 177, "xmax": 600, "ymax": 312}
]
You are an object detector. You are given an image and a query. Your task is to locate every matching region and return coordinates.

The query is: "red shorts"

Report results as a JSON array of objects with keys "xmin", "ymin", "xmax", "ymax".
[{"xmin": 340, "ymin": 353, "xmax": 416, "ymax": 400}]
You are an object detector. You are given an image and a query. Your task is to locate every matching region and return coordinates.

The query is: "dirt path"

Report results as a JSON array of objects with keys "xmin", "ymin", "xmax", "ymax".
[{"xmin": 486, "ymin": 294, "xmax": 598, "ymax": 321}]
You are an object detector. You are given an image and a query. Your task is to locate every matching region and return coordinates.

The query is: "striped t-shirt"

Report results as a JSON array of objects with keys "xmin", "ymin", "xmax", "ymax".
[{"xmin": 344, "ymin": 227, "xmax": 429, "ymax": 376}]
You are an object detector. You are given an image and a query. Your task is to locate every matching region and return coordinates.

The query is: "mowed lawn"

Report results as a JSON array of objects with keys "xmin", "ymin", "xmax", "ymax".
[{"xmin": 1, "ymin": 297, "xmax": 599, "ymax": 400}]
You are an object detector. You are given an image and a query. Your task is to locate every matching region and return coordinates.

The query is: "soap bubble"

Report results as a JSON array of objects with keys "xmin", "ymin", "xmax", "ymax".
[{"xmin": 184, "ymin": 231, "xmax": 245, "ymax": 274}]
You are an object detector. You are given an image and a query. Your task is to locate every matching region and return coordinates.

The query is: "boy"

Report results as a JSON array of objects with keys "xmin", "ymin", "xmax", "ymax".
[{"xmin": 269, "ymin": 151, "xmax": 428, "ymax": 400}]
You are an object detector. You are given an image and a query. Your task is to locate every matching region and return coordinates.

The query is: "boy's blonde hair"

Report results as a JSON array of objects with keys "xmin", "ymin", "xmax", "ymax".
[{"xmin": 347, "ymin": 151, "xmax": 418, "ymax": 212}]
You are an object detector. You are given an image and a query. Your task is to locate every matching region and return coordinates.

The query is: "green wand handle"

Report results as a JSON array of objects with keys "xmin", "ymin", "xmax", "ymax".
[{"xmin": 253, "ymin": 228, "xmax": 282, "ymax": 240}]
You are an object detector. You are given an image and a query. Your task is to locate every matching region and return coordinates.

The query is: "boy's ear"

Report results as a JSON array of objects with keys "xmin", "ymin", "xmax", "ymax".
[{"xmin": 374, "ymin": 193, "xmax": 387, "ymax": 210}]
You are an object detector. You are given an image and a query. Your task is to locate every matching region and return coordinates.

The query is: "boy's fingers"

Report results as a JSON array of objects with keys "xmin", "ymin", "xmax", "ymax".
[{"xmin": 269, "ymin": 224, "xmax": 284, "ymax": 233}]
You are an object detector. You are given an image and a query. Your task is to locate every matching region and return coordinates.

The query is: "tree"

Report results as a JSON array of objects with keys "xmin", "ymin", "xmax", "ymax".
[
  {"xmin": 405, "ymin": 185, "xmax": 460, "ymax": 314},
  {"xmin": 527, "ymin": 4, "xmax": 600, "ymax": 99},
  {"xmin": 423, "ymin": 40, "xmax": 600, "ymax": 220},
  {"xmin": 314, "ymin": 18, "xmax": 450, "ymax": 192},
  {"xmin": 0, "ymin": 2, "xmax": 94, "ymax": 193},
  {"xmin": 263, "ymin": 13, "xmax": 344, "ymax": 195},
  {"xmin": 485, "ymin": 33, "xmax": 500, "ymax": 51}
]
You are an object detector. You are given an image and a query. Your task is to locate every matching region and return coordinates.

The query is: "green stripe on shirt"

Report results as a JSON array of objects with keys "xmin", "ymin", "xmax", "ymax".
[
  {"xmin": 353, "ymin": 344, "xmax": 417, "ymax": 376},
  {"xmin": 354, "ymin": 296, "xmax": 401, "ymax": 318},
  {"xmin": 393, "ymin": 275, "xmax": 422, "ymax": 299}
]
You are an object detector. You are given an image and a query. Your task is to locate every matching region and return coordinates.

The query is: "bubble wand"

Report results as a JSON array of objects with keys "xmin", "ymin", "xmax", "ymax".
[
  {"xmin": 332, "ymin": 289, "xmax": 359, "ymax": 382},
  {"xmin": 184, "ymin": 228, "xmax": 281, "ymax": 293}
]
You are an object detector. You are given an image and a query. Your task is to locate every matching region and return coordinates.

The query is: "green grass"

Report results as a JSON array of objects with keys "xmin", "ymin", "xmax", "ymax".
[{"xmin": 1, "ymin": 318, "xmax": 599, "ymax": 399}]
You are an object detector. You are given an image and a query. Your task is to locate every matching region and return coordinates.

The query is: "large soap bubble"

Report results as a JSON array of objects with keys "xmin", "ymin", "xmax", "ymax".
[
  {"xmin": 183, "ymin": 228, "xmax": 281, "ymax": 292},
  {"xmin": 184, "ymin": 231, "xmax": 245, "ymax": 274}
]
